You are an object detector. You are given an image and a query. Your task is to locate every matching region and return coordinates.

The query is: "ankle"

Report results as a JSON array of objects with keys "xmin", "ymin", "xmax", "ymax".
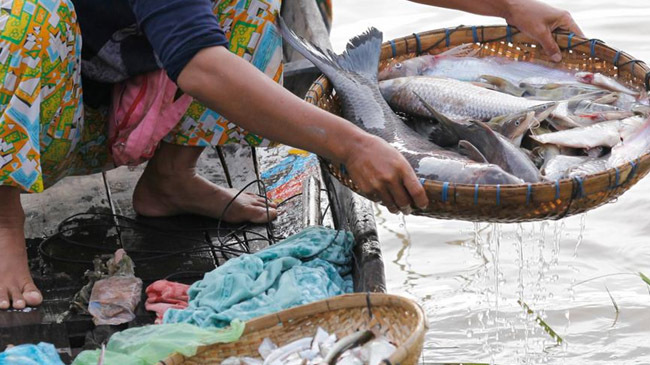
[
  {"xmin": 146, "ymin": 142, "xmax": 204, "ymax": 177},
  {"xmin": 0, "ymin": 186, "xmax": 25, "ymax": 227}
]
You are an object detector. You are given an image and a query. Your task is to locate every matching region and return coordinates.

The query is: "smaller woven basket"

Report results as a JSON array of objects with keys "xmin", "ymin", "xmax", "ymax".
[
  {"xmin": 159, "ymin": 293, "xmax": 427, "ymax": 365},
  {"xmin": 306, "ymin": 25, "xmax": 650, "ymax": 223}
]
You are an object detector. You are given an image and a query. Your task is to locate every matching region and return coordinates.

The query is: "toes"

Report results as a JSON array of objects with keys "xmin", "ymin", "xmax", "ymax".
[
  {"xmin": 0, "ymin": 287, "xmax": 9, "ymax": 310},
  {"xmin": 9, "ymin": 287, "xmax": 25, "ymax": 310},
  {"xmin": 22, "ymin": 283, "xmax": 42, "ymax": 307},
  {"xmin": 249, "ymin": 206, "xmax": 278, "ymax": 224}
]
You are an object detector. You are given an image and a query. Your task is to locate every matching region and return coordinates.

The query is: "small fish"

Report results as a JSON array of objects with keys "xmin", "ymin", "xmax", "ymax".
[
  {"xmin": 575, "ymin": 72, "xmax": 640, "ymax": 97},
  {"xmin": 280, "ymin": 17, "xmax": 523, "ymax": 185},
  {"xmin": 378, "ymin": 44, "xmax": 576, "ymax": 85},
  {"xmin": 608, "ymin": 116, "xmax": 650, "ymax": 168},
  {"xmin": 521, "ymin": 82, "xmax": 605, "ymax": 101},
  {"xmin": 323, "ymin": 330, "xmax": 375, "ymax": 365},
  {"xmin": 416, "ymin": 93, "xmax": 541, "ymax": 182},
  {"xmin": 566, "ymin": 157, "xmax": 610, "ymax": 178},
  {"xmin": 531, "ymin": 116, "xmax": 646, "ymax": 149},
  {"xmin": 488, "ymin": 103, "xmax": 556, "ymax": 146},
  {"xmin": 541, "ymin": 155, "xmax": 591, "ymax": 180},
  {"xmin": 480, "ymin": 75, "xmax": 526, "ymax": 97},
  {"xmin": 403, "ymin": 116, "xmax": 461, "ymax": 147},
  {"xmin": 262, "ymin": 337, "xmax": 313, "ymax": 365}
]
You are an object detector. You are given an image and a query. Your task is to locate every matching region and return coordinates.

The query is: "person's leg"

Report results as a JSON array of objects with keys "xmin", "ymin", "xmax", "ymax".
[
  {"xmin": 0, "ymin": 0, "xmax": 87, "ymax": 309},
  {"xmin": 134, "ymin": 0, "xmax": 285, "ymax": 223},
  {"xmin": 132, "ymin": 142, "xmax": 277, "ymax": 223},
  {"xmin": 0, "ymin": 187, "xmax": 42, "ymax": 309}
]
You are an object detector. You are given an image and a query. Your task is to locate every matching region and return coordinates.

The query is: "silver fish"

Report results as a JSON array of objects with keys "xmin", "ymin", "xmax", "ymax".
[
  {"xmin": 323, "ymin": 330, "xmax": 375, "ymax": 365},
  {"xmin": 608, "ymin": 116, "xmax": 650, "ymax": 168},
  {"xmin": 488, "ymin": 104, "xmax": 556, "ymax": 146},
  {"xmin": 575, "ymin": 72, "xmax": 640, "ymax": 97},
  {"xmin": 531, "ymin": 116, "xmax": 646, "ymax": 149},
  {"xmin": 262, "ymin": 337, "xmax": 313, "ymax": 365},
  {"xmin": 279, "ymin": 18, "xmax": 523, "ymax": 185},
  {"xmin": 566, "ymin": 157, "xmax": 610, "ymax": 178},
  {"xmin": 378, "ymin": 44, "xmax": 576, "ymax": 85},
  {"xmin": 416, "ymin": 94, "xmax": 541, "ymax": 183},
  {"xmin": 380, "ymin": 76, "xmax": 550, "ymax": 121},
  {"xmin": 541, "ymin": 155, "xmax": 591, "ymax": 180}
]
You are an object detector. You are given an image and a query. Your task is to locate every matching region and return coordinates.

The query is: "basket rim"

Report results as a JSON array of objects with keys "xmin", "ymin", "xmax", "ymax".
[
  {"xmin": 309, "ymin": 24, "xmax": 650, "ymax": 192},
  {"xmin": 160, "ymin": 293, "xmax": 427, "ymax": 364}
]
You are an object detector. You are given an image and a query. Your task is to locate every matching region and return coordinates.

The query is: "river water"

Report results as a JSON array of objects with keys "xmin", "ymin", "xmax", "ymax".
[{"xmin": 330, "ymin": 1, "xmax": 650, "ymax": 364}]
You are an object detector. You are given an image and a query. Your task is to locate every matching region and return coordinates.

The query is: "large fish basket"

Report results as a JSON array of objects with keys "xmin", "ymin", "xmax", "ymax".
[
  {"xmin": 307, "ymin": 25, "xmax": 650, "ymax": 222},
  {"xmin": 159, "ymin": 293, "xmax": 426, "ymax": 364}
]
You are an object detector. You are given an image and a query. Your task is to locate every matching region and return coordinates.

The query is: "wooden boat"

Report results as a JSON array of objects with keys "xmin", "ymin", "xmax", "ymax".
[{"xmin": 0, "ymin": 2, "xmax": 385, "ymax": 361}]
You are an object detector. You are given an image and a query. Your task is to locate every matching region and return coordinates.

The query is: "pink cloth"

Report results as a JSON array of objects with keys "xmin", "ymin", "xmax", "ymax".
[
  {"xmin": 145, "ymin": 280, "xmax": 190, "ymax": 324},
  {"xmin": 108, "ymin": 69, "xmax": 193, "ymax": 167}
]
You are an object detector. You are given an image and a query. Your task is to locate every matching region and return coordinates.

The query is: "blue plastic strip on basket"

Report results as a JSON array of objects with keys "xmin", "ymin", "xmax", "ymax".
[
  {"xmin": 496, "ymin": 184, "xmax": 501, "ymax": 206},
  {"xmin": 413, "ymin": 33, "xmax": 422, "ymax": 55},
  {"xmin": 567, "ymin": 32, "xmax": 575, "ymax": 50},
  {"xmin": 506, "ymin": 26, "xmax": 513, "ymax": 43},
  {"xmin": 614, "ymin": 167, "xmax": 621, "ymax": 188},
  {"xmin": 419, "ymin": 178, "xmax": 426, "ymax": 186},
  {"xmin": 590, "ymin": 39, "xmax": 598, "ymax": 57},
  {"xmin": 442, "ymin": 182, "xmax": 450, "ymax": 202},
  {"xmin": 613, "ymin": 50, "xmax": 621, "ymax": 66},
  {"xmin": 555, "ymin": 179, "xmax": 561, "ymax": 200},
  {"xmin": 445, "ymin": 29, "xmax": 451, "ymax": 47},
  {"xmin": 525, "ymin": 183, "xmax": 532, "ymax": 205},
  {"xmin": 472, "ymin": 26, "xmax": 479, "ymax": 43},
  {"xmin": 389, "ymin": 40, "xmax": 397, "ymax": 58},
  {"xmin": 314, "ymin": 80, "xmax": 325, "ymax": 94},
  {"xmin": 474, "ymin": 184, "xmax": 479, "ymax": 205},
  {"xmin": 627, "ymin": 160, "xmax": 639, "ymax": 182},
  {"xmin": 573, "ymin": 176, "xmax": 585, "ymax": 198},
  {"xmin": 339, "ymin": 163, "xmax": 347, "ymax": 175}
]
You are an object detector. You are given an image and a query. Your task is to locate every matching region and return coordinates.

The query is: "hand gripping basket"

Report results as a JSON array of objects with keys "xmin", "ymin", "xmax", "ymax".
[
  {"xmin": 306, "ymin": 25, "xmax": 650, "ymax": 223},
  {"xmin": 160, "ymin": 293, "xmax": 427, "ymax": 365}
]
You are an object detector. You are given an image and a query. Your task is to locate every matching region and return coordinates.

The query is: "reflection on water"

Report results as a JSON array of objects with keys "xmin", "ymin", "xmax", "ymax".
[{"xmin": 331, "ymin": 1, "xmax": 650, "ymax": 363}]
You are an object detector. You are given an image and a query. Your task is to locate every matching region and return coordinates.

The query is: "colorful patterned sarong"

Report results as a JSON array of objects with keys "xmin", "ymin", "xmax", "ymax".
[{"xmin": 0, "ymin": 0, "xmax": 332, "ymax": 193}]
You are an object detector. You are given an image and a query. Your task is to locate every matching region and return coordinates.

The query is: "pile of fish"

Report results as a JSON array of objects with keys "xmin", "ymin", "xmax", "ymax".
[
  {"xmin": 279, "ymin": 18, "xmax": 650, "ymax": 185},
  {"xmin": 221, "ymin": 327, "xmax": 396, "ymax": 365}
]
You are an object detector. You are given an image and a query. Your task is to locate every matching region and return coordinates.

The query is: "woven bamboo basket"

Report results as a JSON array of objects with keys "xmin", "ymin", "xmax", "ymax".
[
  {"xmin": 306, "ymin": 25, "xmax": 650, "ymax": 223},
  {"xmin": 159, "ymin": 293, "xmax": 426, "ymax": 365}
]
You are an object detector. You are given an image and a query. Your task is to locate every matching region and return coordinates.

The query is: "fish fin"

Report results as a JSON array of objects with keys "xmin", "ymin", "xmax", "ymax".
[
  {"xmin": 334, "ymin": 28, "xmax": 383, "ymax": 81},
  {"xmin": 412, "ymin": 91, "xmax": 457, "ymax": 129},
  {"xmin": 438, "ymin": 43, "xmax": 480, "ymax": 58},
  {"xmin": 278, "ymin": 16, "xmax": 342, "ymax": 80},
  {"xmin": 459, "ymin": 140, "xmax": 489, "ymax": 163},
  {"xmin": 468, "ymin": 119, "xmax": 501, "ymax": 140},
  {"xmin": 480, "ymin": 75, "xmax": 526, "ymax": 97},
  {"xmin": 278, "ymin": 15, "xmax": 382, "ymax": 81}
]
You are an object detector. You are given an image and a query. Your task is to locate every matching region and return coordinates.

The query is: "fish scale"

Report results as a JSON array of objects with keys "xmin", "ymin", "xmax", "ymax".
[{"xmin": 379, "ymin": 76, "xmax": 548, "ymax": 121}]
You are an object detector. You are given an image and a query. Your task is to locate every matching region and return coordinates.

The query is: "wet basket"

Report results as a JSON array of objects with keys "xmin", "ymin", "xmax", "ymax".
[
  {"xmin": 307, "ymin": 25, "xmax": 650, "ymax": 223},
  {"xmin": 159, "ymin": 293, "xmax": 426, "ymax": 364}
]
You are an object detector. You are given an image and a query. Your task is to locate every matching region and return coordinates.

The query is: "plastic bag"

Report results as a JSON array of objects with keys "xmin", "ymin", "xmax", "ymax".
[
  {"xmin": 0, "ymin": 343, "xmax": 64, "ymax": 365},
  {"xmin": 72, "ymin": 320, "xmax": 245, "ymax": 365},
  {"xmin": 88, "ymin": 249, "xmax": 143, "ymax": 325}
]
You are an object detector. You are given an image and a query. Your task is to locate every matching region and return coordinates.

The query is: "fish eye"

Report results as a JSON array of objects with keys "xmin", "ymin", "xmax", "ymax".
[
  {"xmin": 515, "ymin": 120, "xmax": 520, "ymax": 126},
  {"xmin": 395, "ymin": 62, "xmax": 402, "ymax": 69}
]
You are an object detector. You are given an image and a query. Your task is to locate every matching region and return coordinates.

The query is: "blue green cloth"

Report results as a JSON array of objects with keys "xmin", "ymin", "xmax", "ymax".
[
  {"xmin": 164, "ymin": 226, "xmax": 354, "ymax": 328},
  {"xmin": 72, "ymin": 320, "xmax": 245, "ymax": 365},
  {"xmin": 0, "ymin": 343, "xmax": 64, "ymax": 365}
]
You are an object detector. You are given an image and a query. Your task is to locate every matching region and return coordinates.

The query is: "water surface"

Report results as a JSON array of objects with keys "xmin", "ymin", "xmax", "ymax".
[{"xmin": 331, "ymin": 1, "xmax": 650, "ymax": 363}]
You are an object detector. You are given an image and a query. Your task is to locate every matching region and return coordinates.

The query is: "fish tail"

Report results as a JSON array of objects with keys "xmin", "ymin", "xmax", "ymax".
[{"xmin": 278, "ymin": 15, "xmax": 382, "ymax": 81}]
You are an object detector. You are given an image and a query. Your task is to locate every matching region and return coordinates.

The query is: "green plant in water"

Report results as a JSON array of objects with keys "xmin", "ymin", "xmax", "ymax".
[{"xmin": 518, "ymin": 300, "xmax": 564, "ymax": 345}]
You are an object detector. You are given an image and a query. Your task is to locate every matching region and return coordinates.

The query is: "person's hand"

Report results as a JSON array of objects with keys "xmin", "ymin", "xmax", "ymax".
[
  {"xmin": 342, "ymin": 135, "xmax": 429, "ymax": 214},
  {"xmin": 502, "ymin": 0, "xmax": 584, "ymax": 62}
]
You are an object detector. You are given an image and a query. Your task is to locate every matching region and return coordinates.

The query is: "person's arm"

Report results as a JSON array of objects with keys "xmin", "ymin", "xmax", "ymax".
[
  {"xmin": 177, "ymin": 46, "xmax": 428, "ymax": 213},
  {"xmin": 409, "ymin": 0, "xmax": 584, "ymax": 62}
]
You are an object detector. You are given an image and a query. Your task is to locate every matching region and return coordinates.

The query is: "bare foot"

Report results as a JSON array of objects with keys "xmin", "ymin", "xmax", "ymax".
[
  {"xmin": 0, "ymin": 187, "xmax": 43, "ymax": 310},
  {"xmin": 132, "ymin": 144, "xmax": 277, "ymax": 224}
]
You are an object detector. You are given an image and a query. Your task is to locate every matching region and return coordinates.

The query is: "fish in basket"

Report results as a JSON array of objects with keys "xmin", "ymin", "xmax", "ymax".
[
  {"xmin": 279, "ymin": 20, "xmax": 650, "ymax": 223},
  {"xmin": 160, "ymin": 293, "xmax": 426, "ymax": 365}
]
